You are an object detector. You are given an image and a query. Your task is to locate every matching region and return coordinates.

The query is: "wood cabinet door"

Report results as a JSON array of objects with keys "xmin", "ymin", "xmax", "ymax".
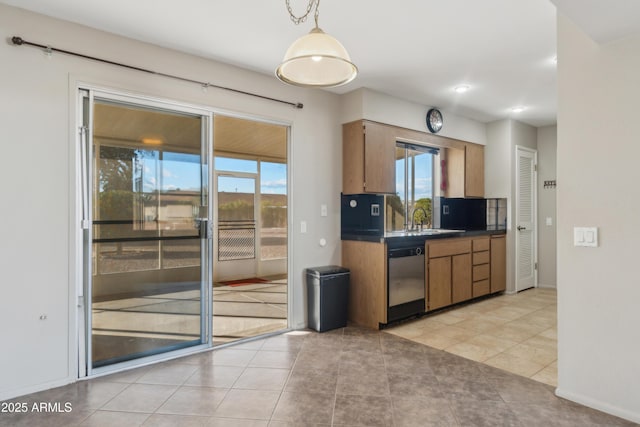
[
  {"xmin": 342, "ymin": 121, "xmax": 365, "ymax": 194},
  {"xmin": 490, "ymin": 236, "xmax": 506, "ymax": 292},
  {"xmin": 428, "ymin": 257, "xmax": 452, "ymax": 310},
  {"xmin": 465, "ymin": 144, "xmax": 484, "ymax": 197},
  {"xmin": 363, "ymin": 122, "xmax": 395, "ymax": 194},
  {"xmin": 452, "ymin": 253, "xmax": 472, "ymax": 303}
]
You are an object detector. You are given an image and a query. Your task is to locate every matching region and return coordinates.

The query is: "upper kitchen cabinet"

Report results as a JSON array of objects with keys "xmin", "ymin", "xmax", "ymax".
[
  {"xmin": 446, "ymin": 143, "xmax": 485, "ymax": 198},
  {"xmin": 343, "ymin": 120, "xmax": 396, "ymax": 194}
]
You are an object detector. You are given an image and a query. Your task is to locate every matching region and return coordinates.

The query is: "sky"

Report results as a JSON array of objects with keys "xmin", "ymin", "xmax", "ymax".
[
  {"xmin": 395, "ymin": 151, "xmax": 434, "ymax": 201},
  {"xmin": 139, "ymin": 152, "xmax": 287, "ymax": 194}
]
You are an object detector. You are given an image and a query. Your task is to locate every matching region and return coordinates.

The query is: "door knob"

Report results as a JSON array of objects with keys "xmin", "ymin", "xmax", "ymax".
[{"xmin": 517, "ymin": 225, "xmax": 526, "ymax": 231}]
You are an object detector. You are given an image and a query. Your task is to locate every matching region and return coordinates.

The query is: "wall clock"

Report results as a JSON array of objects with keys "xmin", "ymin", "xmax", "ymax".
[{"xmin": 426, "ymin": 108, "xmax": 443, "ymax": 133}]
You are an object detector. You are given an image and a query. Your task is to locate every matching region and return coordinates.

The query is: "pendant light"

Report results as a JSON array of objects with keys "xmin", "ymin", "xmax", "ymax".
[{"xmin": 276, "ymin": 0, "xmax": 357, "ymax": 88}]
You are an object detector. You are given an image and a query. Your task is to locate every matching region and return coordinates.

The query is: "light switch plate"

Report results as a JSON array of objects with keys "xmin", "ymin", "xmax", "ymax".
[
  {"xmin": 546, "ymin": 217, "xmax": 553, "ymax": 226},
  {"xmin": 320, "ymin": 204, "xmax": 327, "ymax": 217},
  {"xmin": 574, "ymin": 226, "xmax": 598, "ymax": 247}
]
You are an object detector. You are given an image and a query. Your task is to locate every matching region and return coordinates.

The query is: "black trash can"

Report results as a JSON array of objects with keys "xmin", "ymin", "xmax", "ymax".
[{"xmin": 306, "ymin": 266, "xmax": 350, "ymax": 332}]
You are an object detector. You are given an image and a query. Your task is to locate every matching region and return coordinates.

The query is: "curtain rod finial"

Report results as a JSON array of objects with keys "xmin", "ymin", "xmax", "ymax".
[{"xmin": 11, "ymin": 36, "xmax": 24, "ymax": 45}]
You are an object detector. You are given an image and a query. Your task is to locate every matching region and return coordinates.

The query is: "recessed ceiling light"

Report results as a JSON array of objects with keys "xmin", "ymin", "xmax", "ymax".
[
  {"xmin": 511, "ymin": 106, "xmax": 526, "ymax": 113},
  {"xmin": 454, "ymin": 85, "xmax": 470, "ymax": 93}
]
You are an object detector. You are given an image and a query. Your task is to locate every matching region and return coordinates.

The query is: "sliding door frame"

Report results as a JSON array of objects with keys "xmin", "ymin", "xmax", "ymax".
[
  {"xmin": 76, "ymin": 86, "xmax": 214, "ymax": 378},
  {"xmin": 72, "ymin": 82, "xmax": 294, "ymax": 380}
]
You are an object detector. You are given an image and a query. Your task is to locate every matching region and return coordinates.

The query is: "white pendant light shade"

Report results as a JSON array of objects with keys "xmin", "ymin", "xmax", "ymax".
[{"xmin": 276, "ymin": 27, "xmax": 357, "ymax": 88}]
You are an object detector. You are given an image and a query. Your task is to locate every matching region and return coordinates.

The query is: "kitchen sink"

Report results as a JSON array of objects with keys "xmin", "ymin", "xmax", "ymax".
[{"xmin": 385, "ymin": 229, "xmax": 463, "ymax": 237}]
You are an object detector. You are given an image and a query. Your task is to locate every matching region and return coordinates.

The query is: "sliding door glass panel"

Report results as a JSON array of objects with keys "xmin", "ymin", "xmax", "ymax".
[
  {"xmin": 212, "ymin": 115, "xmax": 288, "ymax": 345},
  {"xmin": 90, "ymin": 99, "xmax": 207, "ymax": 368},
  {"xmin": 260, "ymin": 162, "xmax": 287, "ymax": 261}
]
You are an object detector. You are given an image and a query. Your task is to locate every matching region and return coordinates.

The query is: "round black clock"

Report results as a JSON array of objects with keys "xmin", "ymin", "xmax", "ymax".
[{"xmin": 426, "ymin": 108, "xmax": 443, "ymax": 133}]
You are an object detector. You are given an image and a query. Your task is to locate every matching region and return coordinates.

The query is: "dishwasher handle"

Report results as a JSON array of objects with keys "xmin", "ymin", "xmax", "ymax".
[{"xmin": 388, "ymin": 246, "xmax": 423, "ymax": 257}]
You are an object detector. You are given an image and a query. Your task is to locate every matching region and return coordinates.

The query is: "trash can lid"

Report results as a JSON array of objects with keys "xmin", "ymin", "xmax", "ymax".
[{"xmin": 306, "ymin": 265, "xmax": 350, "ymax": 276}]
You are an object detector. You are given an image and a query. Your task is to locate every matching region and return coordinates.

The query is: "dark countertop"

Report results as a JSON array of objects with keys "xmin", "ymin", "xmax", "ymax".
[{"xmin": 342, "ymin": 227, "xmax": 506, "ymax": 246}]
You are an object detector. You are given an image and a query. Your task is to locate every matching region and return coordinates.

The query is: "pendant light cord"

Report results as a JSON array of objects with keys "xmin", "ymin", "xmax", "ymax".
[
  {"xmin": 11, "ymin": 36, "xmax": 304, "ymax": 109},
  {"xmin": 286, "ymin": 0, "xmax": 320, "ymax": 28}
]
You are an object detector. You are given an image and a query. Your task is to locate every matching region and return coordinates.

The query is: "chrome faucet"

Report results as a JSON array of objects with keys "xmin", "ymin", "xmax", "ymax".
[{"xmin": 410, "ymin": 207, "xmax": 428, "ymax": 231}]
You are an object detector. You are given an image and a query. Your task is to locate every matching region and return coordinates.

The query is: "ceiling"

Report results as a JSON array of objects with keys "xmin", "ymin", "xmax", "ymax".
[
  {"xmin": 95, "ymin": 102, "xmax": 287, "ymax": 161},
  {"xmin": 4, "ymin": 1, "xmax": 639, "ymax": 128}
]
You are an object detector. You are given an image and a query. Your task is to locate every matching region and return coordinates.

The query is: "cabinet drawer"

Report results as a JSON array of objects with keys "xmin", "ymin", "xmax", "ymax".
[
  {"xmin": 473, "ymin": 279, "xmax": 490, "ymax": 297},
  {"xmin": 472, "ymin": 251, "xmax": 490, "ymax": 265},
  {"xmin": 428, "ymin": 239, "xmax": 471, "ymax": 258},
  {"xmin": 472, "ymin": 238, "xmax": 490, "ymax": 252},
  {"xmin": 473, "ymin": 264, "xmax": 490, "ymax": 281}
]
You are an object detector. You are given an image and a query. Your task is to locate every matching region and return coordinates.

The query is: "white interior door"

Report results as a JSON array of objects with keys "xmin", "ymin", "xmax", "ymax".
[{"xmin": 515, "ymin": 146, "xmax": 537, "ymax": 292}]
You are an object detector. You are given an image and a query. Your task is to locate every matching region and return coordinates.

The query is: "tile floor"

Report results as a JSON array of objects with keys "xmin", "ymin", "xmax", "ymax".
[
  {"xmin": 386, "ymin": 287, "xmax": 558, "ymax": 386},
  {"xmin": 1, "ymin": 327, "xmax": 637, "ymax": 427}
]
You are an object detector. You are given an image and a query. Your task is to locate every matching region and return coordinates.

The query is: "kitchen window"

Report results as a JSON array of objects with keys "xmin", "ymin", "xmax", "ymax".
[{"xmin": 386, "ymin": 142, "xmax": 440, "ymax": 232}]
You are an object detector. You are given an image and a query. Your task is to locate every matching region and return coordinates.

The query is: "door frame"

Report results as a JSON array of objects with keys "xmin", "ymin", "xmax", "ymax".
[
  {"xmin": 75, "ymin": 85, "xmax": 214, "ymax": 378},
  {"xmin": 514, "ymin": 145, "xmax": 538, "ymax": 292},
  {"xmin": 213, "ymin": 170, "xmax": 260, "ymax": 282}
]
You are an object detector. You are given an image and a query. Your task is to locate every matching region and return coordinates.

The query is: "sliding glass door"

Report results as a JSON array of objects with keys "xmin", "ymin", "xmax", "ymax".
[{"xmin": 81, "ymin": 90, "xmax": 211, "ymax": 371}]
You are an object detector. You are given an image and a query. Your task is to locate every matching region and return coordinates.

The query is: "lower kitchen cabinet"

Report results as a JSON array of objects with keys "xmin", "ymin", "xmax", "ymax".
[
  {"xmin": 452, "ymin": 254, "xmax": 472, "ymax": 303},
  {"xmin": 472, "ymin": 237, "xmax": 491, "ymax": 297},
  {"xmin": 490, "ymin": 235, "xmax": 507, "ymax": 292},
  {"xmin": 341, "ymin": 240, "xmax": 387, "ymax": 329},
  {"xmin": 426, "ymin": 237, "xmax": 472, "ymax": 310},
  {"xmin": 427, "ymin": 256, "xmax": 452, "ymax": 310},
  {"xmin": 341, "ymin": 232, "xmax": 506, "ymax": 330},
  {"xmin": 427, "ymin": 234, "xmax": 505, "ymax": 312}
]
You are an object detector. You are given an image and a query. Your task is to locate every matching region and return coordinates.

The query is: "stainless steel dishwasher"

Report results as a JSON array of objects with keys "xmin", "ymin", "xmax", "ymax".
[{"xmin": 387, "ymin": 246, "xmax": 425, "ymax": 322}]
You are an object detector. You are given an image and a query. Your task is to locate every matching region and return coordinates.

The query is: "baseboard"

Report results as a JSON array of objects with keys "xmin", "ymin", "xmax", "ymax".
[
  {"xmin": 0, "ymin": 377, "xmax": 75, "ymax": 402},
  {"xmin": 555, "ymin": 387, "xmax": 640, "ymax": 424}
]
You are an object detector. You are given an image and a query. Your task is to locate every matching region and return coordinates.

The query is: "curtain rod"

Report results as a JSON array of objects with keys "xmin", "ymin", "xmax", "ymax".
[{"xmin": 10, "ymin": 36, "xmax": 304, "ymax": 110}]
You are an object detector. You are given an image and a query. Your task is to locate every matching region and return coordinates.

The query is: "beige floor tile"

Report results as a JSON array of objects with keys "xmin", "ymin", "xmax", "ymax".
[
  {"xmin": 504, "ymin": 343, "xmax": 557, "ymax": 366},
  {"xmin": 428, "ymin": 325, "xmax": 478, "ymax": 341},
  {"xmin": 522, "ymin": 335, "xmax": 557, "ymax": 351},
  {"xmin": 450, "ymin": 317, "xmax": 504, "ymax": 333},
  {"xmin": 485, "ymin": 305, "xmax": 538, "ymax": 321},
  {"xmin": 531, "ymin": 364, "xmax": 558, "ymax": 387},
  {"xmin": 486, "ymin": 323, "xmax": 540, "ymax": 343},
  {"xmin": 411, "ymin": 332, "xmax": 463, "ymax": 350},
  {"xmin": 428, "ymin": 310, "xmax": 471, "ymax": 325},
  {"xmin": 538, "ymin": 327, "xmax": 557, "ymax": 340},
  {"xmin": 444, "ymin": 341, "xmax": 501, "ymax": 362},
  {"xmin": 392, "ymin": 289, "xmax": 558, "ymax": 385},
  {"xmin": 465, "ymin": 334, "xmax": 519, "ymax": 353},
  {"xmin": 503, "ymin": 319, "xmax": 550, "ymax": 336},
  {"xmin": 483, "ymin": 352, "xmax": 546, "ymax": 378}
]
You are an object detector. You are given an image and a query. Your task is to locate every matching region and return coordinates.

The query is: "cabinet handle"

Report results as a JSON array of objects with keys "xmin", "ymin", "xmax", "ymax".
[{"xmin": 517, "ymin": 225, "xmax": 526, "ymax": 231}]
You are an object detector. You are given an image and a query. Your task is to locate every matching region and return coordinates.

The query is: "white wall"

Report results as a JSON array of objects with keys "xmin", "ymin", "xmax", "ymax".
[
  {"xmin": 0, "ymin": 4, "xmax": 342, "ymax": 400},
  {"xmin": 341, "ymin": 88, "xmax": 488, "ymax": 145},
  {"xmin": 537, "ymin": 125, "xmax": 557, "ymax": 287},
  {"xmin": 556, "ymin": 14, "xmax": 640, "ymax": 423},
  {"xmin": 485, "ymin": 119, "xmax": 538, "ymax": 292}
]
